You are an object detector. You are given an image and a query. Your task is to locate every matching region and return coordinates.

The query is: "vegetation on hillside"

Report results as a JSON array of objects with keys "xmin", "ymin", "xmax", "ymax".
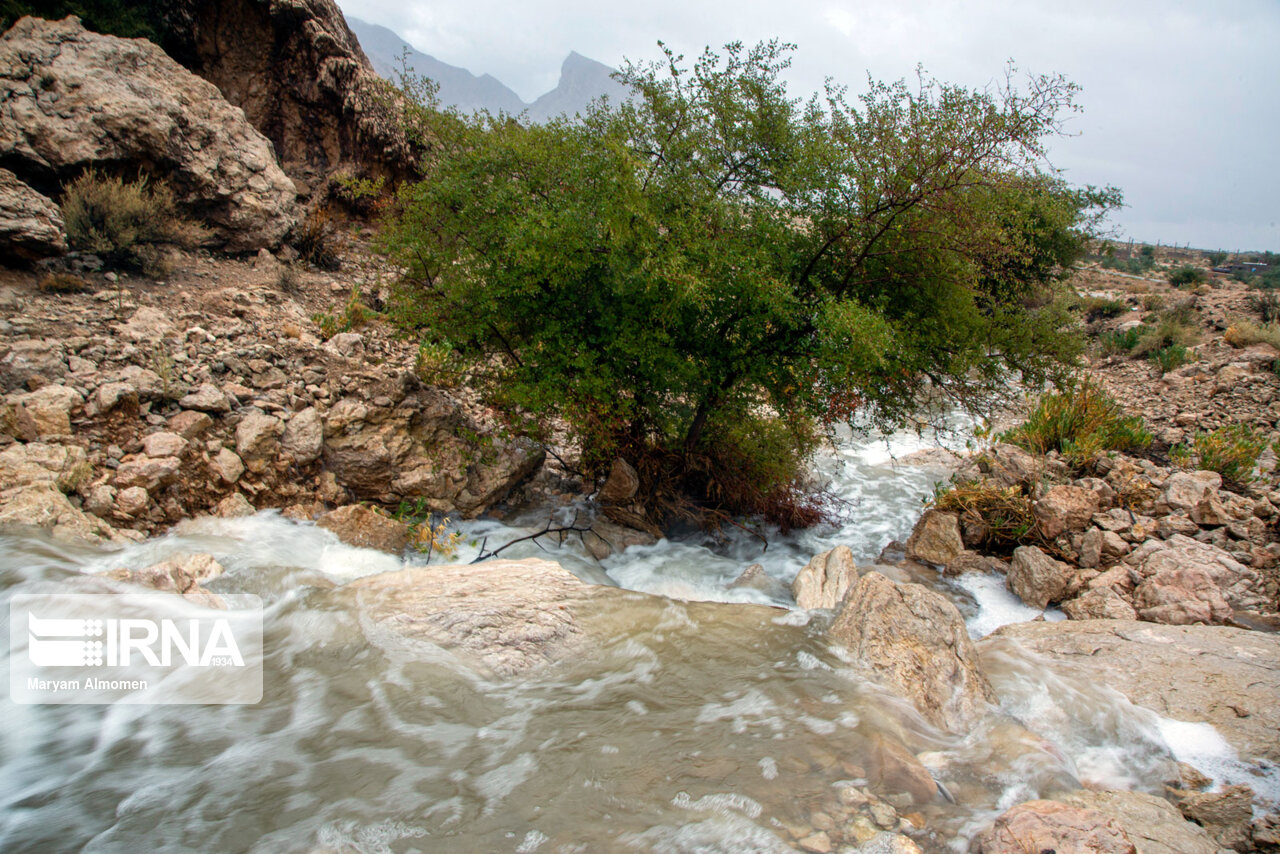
[
  {"xmin": 1, "ymin": 0, "xmax": 170, "ymax": 43},
  {"xmin": 381, "ymin": 42, "xmax": 1119, "ymax": 529}
]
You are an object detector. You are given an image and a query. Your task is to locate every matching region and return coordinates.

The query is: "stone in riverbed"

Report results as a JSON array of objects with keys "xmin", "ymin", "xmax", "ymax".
[
  {"xmin": 792, "ymin": 545, "xmax": 857, "ymax": 609},
  {"xmin": 829, "ymin": 571, "xmax": 995, "ymax": 733},
  {"xmin": 903, "ymin": 509, "xmax": 963, "ymax": 567},
  {"xmin": 1033, "ymin": 484, "xmax": 1101, "ymax": 540},
  {"xmin": 979, "ymin": 620, "xmax": 1280, "ymax": 763},
  {"xmin": 316, "ymin": 504, "xmax": 410, "ymax": 555},
  {"xmin": 975, "ymin": 799, "xmax": 1136, "ymax": 854},
  {"xmin": 1006, "ymin": 545, "xmax": 1073, "ymax": 610}
]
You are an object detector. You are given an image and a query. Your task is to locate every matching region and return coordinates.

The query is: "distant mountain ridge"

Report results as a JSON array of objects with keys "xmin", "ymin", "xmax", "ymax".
[{"xmin": 346, "ymin": 17, "xmax": 629, "ymax": 122}]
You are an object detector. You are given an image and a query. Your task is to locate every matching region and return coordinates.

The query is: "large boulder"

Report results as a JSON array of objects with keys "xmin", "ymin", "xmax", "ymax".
[
  {"xmin": 1132, "ymin": 534, "xmax": 1266, "ymax": 624},
  {"xmin": 975, "ymin": 799, "xmax": 1136, "ymax": 854},
  {"xmin": 321, "ymin": 376, "xmax": 544, "ymax": 517},
  {"xmin": 0, "ymin": 441, "xmax": 91, "ymax": 493},
  {"xmin": 0, "ymin": 167, "xmax": 65, "ymax": 258},
  {"xmin": 0, "ymin": 339, "xmax": 66, "ymax": 392},
  {"xmin": 316, "ymin": 504, "xmax": 410, "ymax": 555},
  {"xmin": 1056, "ymin": 790, "xmax": 1220, "ymax": 854},
  {"xmin": 1006, "ymin": 545, "xmax": 1073, "ymax": 610},
  {"xmin": 0, "ymin": 483, "xmax": 119, "ymax": 543},
  {"xmin": 1033, "ymin": 484, "xmax": 1101, "ymax": 540},
  {"xmin": 829, "ymin": 571, "xmax": 996, "ymax": 733},
  {"xmin": 904, "ymin": 509, "xmax": 964, "ymax": 566},
  {"xmin": 0, "ymin": 16, "xmax": 297, "ymax": 250},
  {"xmin": 792, "ymin": 545, "xmax": 857, "ymax": 610},
  {"xmin": 163, "ymin": 0, "xmax": 417, "ymax": 192},
  {"xmin": 348, "ymin": 558, "xmax": 610, "ymax": 676},
  {"xmin": 980, "ymin": 620, "xmax": 1280, "ymax": 764}
]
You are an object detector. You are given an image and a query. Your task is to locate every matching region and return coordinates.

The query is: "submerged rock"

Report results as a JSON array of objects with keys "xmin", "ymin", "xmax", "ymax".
[
  {"xmin": 829, "ymin": 571, "xmax": 996, "ymax": 733},
  {"xmin": 980, "ymin": 620, "xmax": 1280, "ymax": 764}
]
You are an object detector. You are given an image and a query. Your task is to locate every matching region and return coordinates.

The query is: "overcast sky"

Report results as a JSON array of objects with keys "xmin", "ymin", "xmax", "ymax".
[{"xmin": 338, "ymin": 0, "xmax": 1279, "ymax": 251}]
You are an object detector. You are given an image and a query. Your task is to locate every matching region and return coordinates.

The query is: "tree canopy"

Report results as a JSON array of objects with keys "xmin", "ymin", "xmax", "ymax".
[{"xmin": 382, "ymin": 41, "xmax": 1119, "ymax": 529}]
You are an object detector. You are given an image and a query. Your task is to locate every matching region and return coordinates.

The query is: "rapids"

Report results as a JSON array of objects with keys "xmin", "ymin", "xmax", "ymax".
[{"xmin": 0, "ymin": 426, "xmax": 1270, "ymax": 852}]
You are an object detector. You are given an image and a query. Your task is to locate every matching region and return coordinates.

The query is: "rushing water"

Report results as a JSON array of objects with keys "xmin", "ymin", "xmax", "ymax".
[{"xmin": 0, "ymin": 426, "xmax": 1272, "ymax": 852}]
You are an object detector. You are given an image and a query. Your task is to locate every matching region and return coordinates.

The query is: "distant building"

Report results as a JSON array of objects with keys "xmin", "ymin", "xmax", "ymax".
[{"xmin": 1212, "ymin": 262, "xmax": 1269, "ymax": 274}]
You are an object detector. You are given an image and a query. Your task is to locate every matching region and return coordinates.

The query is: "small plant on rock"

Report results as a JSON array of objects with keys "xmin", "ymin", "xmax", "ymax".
[
  {"xmin": 931, "ymin": 479, "xmax": 1037, "ymax": 552},
  {"xmin": 60, "ymin": 170, "xmax": 207, "ymax": 269},
  {"xmin": 1149, "ymin": 343, "xmax": 1192, "ymax": 374},
  {"xmin": 1171, "ymin": 424, "xmax": 1268, "ymax": 486},
  {"xmin": 312, "ymin": 284, "xmax": 376, "ymax": 339},
  {"xmin": 1096, "ymin": 326, "xmax": 1141, "ymax": 356},
  {"xmin": 393, "ymin": 498, "xmax": 462, "ymax": 560},
  {"xmin": 1002, "ymin": 380, "xmax": 1152, "ymax": 468}
]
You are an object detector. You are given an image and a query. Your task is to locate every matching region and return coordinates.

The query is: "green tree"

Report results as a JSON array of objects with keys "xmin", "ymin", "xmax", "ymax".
[{"xmin": 382, "ymin": 42, "xmax": 1119, "ymax": 529}]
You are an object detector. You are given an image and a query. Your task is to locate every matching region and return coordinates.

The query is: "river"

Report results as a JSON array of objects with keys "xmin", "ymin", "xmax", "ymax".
[{"xmin": 0, "ymin": 426, "xmax": 1266, "ymax": 852}]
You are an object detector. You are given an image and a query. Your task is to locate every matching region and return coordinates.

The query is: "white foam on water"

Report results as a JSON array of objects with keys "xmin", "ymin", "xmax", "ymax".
[
  {"xmin": 948, "ymin": 572, "xmax": 1056, "ymax": 637},
  {"xmin": 516, "ymin": 829, "xmax": 548, "ymax": 853},
  {"xmin": 1156, "ymin": 717, "xmax": 1280, "ymax": 808}
]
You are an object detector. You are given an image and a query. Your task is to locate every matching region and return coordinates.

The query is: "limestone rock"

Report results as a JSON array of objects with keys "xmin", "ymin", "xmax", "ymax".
[
  {"xmin": 15, "ymin": 384, "xmax": 81, "ymax": 437},
  {"xmin": 113, "ymin": 456, "xmax": 181, "ymax": 493},
  {"xmin": 904, "ymin": 509, "xmax": 964, "ymax": 567},
  {"xmin": 1058, "ymin": 790, "xmax": 1219, "ymax": 854},
  {"xmin": 0, "ymin": 16, "xmax": 297, "ymax": 250},
  {"xmin": 980, "ymin": 620, "xmax": 1280, "ymax": 763},
  {"xmin": 597, "ymin": 458, "xmax": 639, "ymax": 505},
  {"xmin": 1062, "ymin": 588, "xmax": 1138, "ymax": 621},
  {"xmin": 0, "ymin": 441, "xmax": 91, "ymax": 493},
  {"xmin": 829, "ymin": 571, "xmax": 996, "ymax": 733},
  {"xmin": 179, "ymin": 383, "xmax": 232, "ymax": 414},
  {"xmin": 167, "ymin": 410, "xmax": 213, "ymax": 440},
  {"xmin": 0, "ymin": 340, "xmax": 66, "ymax": 392},
  {"xmin": 1171, "ymin": 784, "xmax": 1254, "ymax": 851},
  {"xmin": 867, "ymin": 733, "xmax": 937, "ymax": 805},
  {"xmin": 0, "ymin": 483, "xmax": 118, "ymax": 543},
  {"xmin": 115, "ymin": 485, "xmax": 148, "ymax": 517},
  {"xmin": 792, "ymin": 545, "xmax": 857, "ymax": 610},
  {"xmin": 321, "ymin": 379, "xmax": 544, "ymax": 517},
  {"xmin": 1079, "ymin": 527, "xmax": 1130, "ymax": 569},
  {"xmin": 316, "ymin": 504, "xmax": 410, "ymax": 555},
  {"xmin": 975, "ymin": 799, "xmax": 1136, "ymax": 854},
  {"xmin": 281, "ymin": 407, "xmax": 323, "ymax": 464},
  {"xmin": 235, "ymin": 410, "xmax": 283, "ymax": 473},
  {"xmin": 0, "ymin": 167, "xmax": 65, "ymax": 258},
  {"xmin": 164, "ymin": 0, "xmax": 417, "ymax": 189},
  {"xmin": 1007, "ymin": 545, "xmax": 1073, "ymax": 610},
  {"xmin": 1034, "ymin": 484, "xmax": 1101, "ymax": 540},
  {"xmin": 1161, "ymin": 471, "xmax": 1222, "ymax": 514},
  {"xmin": 210, "ymin": 447, "xmax": 245, "ymax": 484},
  {"xmin": 944, "ymin": 550, "xmax": 1009, "ymax": 577},
  {"xmin": 1133, "ymin": 535, "xmax": 1265, "ymax": 623},
  {"xmin": 348, "ymin": 558, "xmax": 611, "ymax": 676},
  {"xmin": 214, "ymin": 493, "xmax": 255, "ymax": 518},
  {"xmin": 142, "ymin": 431, "xmax": 187, "ymax": 459}
]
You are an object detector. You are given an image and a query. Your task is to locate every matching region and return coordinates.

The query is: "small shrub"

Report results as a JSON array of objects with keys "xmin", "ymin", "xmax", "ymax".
[
  {"xmin": 36, "ymin": 272, "xmax": 88, "ymax": 294},
  {"xmin": 1002, "ymin": 381, "xmax": 1152, "ymax": 468},
  {"xmin": 1172, "ymin": 425, "xmax": 1268, "ymax": 485},
  {"xmin": 1077, "ymin": 295, "xmax": 1128, "ymax": 321},
  {"xmin": 1224, "ymin": 321, "xmax": 1280, "ymax": 350},
  {"xmin": 281, "ymin": 321, "xmax": 302, "ymax": 339},
  {"xmin": 1168, "ymin": 266, "xmax": 1207, "ymax": 288},
  {"xmin": 1250, "ymin": 291, "xmax": 1280, "ymax": 324},
  {"xmin": 1205, "ymin": 251, "xmax": 1228, "ymax": 266},
  {"xmin": 294, "ymin": 204, "xmax": 342, "ymax": 271},
  {"xmin": 1097, "ymin": 326, "xmax": 1141, "ymax": 356},
  {"xmin": 1132, "ymin": 303, "xmax": 1200, "ymax": 357},
  {"xmin": 311, "ymin": 284, "xmax": 375, "ymax": 339},
  {"xmin": 329, "ymin": 172, "xmax": 387, "ymax": 216},
  {"xmin": 60, "ymin": 170, "xmax": 207, "ymax": 269},
  {"xmin": 1149, "ymin": 344, "xmax": 1192, "ymax": 374},
  {"xmin": 1141, "ymin": 293, "xmax": 1165, "ymax": 312},
  {"xmin": 276, "ymin": 262, "xmax": 302, "ymax": 293},
  {"xmin": 393, "ymin": 498, "xmax": 461, "ymax": 560},
  {"xmin": 932, "ymin": 480, "xmax": 1036, "ymax": 551}
]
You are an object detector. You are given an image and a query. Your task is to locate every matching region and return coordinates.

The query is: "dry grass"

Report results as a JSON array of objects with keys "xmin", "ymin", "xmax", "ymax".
[
  {"xmin": 932, "ymin": 480, "xmax": 1037, "ymax": 552},
  {"xmin": 1224, "ymin": 321, "xmax": 1280, "ymax": 350}
]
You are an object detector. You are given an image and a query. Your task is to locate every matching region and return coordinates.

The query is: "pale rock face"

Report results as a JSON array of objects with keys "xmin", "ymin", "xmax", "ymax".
[
  {"xmin": 113, "ymin": 456, "xmax": 181, "ymax": 493},
  {"xmin": 829, "ymin": 571, "xmax": 996, "ymax": 733},
  {"xmin": 179, "ymin": 383, "xmax": 232, "ymax": 414},
  {"xmin": 1161, "ymin": 470, "xmax": 1222, "ymax": 513},
  {"xmin": 15, "ymin": 384, "xmax": 82, "ymax": 437},
  {"xmin": 1006, "ymin": 545, "xmax": 1073, "ymax": 610},
  {"xmin": 980, "ymin": 620, "xmax": 1280, "ymax": 764},
  {"xmin": 210, "ymin": 447, "xmax": 245, "ymax": 484},
  {"xmin": 1033, "ymin": 485, "xmax": 1101, "ymax": 540},
  {"xmin": 975, "ymin": 799, "xmax": 1136, "ymax": 854},
  {"xmin": 1057, "ymin": 790, "xmax": 1219, "ymax": 854},
  {"xmin": 281, "ymin": 407, "xmax": 323, "ymax": 464},
  {"xmin": 0, "ymin": 441, "xmax": 91, "ymax": 493},
  {"xmin": 142, "ymin": 431, "xmax": 187, "ymax": 459},
  {"xmin": 316, "ymin": 504, "xmax": 410, "ymax": 555},
  {"xmin": 0, "ymin": 340, "xmax": 67, "ymax": 392},
  {"xmin": 0, "ymin": 16, "xmax": 298, "ymax": 250},
  {"xmin": 792, "ymin": 545, "xmax": 858, "ymax": 609},
  {"xmin": 234, "ymin": 411, "xmax": 283, "ymax": 473},
  {"xmin": 1132, "ymin": 534, "xmax": 1265, "ymax": 623},
  {"xmin": 0, "ymin": 167, "xmax": 66, "ymax": 258},
  {"xmin": 0, "ymin": 483, "xmax": 119, "ymax": 543},
  {"xmin": 1061, "ymin": 587, "xmax": 1137, "ymax": 621},
  {"xmin": 904, "ymin": 509, "xmax": 964, "ymax": 566}
]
